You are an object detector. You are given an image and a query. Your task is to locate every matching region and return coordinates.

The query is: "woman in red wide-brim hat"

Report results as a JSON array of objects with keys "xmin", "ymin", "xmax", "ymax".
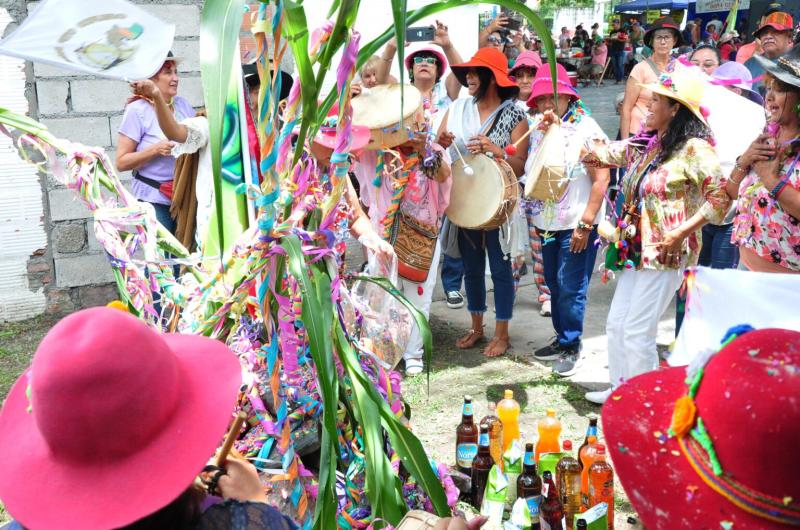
[
  {"xmin": 436, "ymin": 47, "xmax": 530, "ymax": 358},
  {"xmin": 603, "ymin": 326, "xmax": 800, "ymax": 529}
]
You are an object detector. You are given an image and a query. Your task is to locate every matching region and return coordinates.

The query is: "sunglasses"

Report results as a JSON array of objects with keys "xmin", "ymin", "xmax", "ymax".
[
  {"xmin": 487, "ymin": 35, "xmax": 504, "ymax": 45},
  {"xmin": 653, "ymin": 33, "xmax": 675, "ymax": 42},
  {"xmin": 413, "ymin": 56, "xmax": 437, "ymax": 65}
]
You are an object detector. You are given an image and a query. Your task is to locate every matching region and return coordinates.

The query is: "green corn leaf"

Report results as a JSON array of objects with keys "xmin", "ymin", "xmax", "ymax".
[
  {"xmin": 200, "ymin": 0, "xmax": 245, "ymax": 257},
  {"xmin": 282, "ymin": 236, "xmax": 340, "ymax": 529}
]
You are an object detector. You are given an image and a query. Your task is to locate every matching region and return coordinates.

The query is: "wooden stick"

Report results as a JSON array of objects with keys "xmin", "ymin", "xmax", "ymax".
[
  {"xmin": 598, "ymin": 57, "xmax": 611, "ymax": 87},
  {"xmin": 216, "ymin": 411, "xmax": 247, "ymax": 466}
]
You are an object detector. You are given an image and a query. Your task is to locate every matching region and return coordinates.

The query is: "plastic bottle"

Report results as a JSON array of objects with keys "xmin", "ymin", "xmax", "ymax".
[
  {"xmin": 588, "ymin": 444, "xmax": 615, "ymax": 528},
  {"xmin": 578, "ymin": 414, "xmax": 599, "ymax": 470},
  {"xmin": 517, "ymin": 443, "xmax": 542, "ymax": 530},
  {"xmin": 472, "ymin": 425, "xmax": 494, "ymax": 509},
  {"xmin": 497, "ymin": 389, "xmax": 520, "ymax": 453},
  {"xmin": 456, "ymin": 396, "xmax": 479, "ymax": 475},
  {"xmin": 535, "ymin": 408, "xmax": 562, "ymax": 463},
  {"xmin": 480, "ymin": 402, "xmax": 504, "ymax": 469},
  {"xmin": 555, "ymin": 440, "xmax": 581, "ymax": 525},
  {"xmin": 539, "ymin": 471, "xmax": 564, "ymax": 530},
  {"xmin": 579, "ymin": 435, "xmax": 598, "ymax": 510}
]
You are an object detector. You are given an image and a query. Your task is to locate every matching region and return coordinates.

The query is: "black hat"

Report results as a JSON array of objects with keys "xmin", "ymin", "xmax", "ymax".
[
  {"xmin": 754, "ymin": 43, "xmax": 800, "ymax": 89},
  {"xmin": 243, "ymin": 62, "xmax": 294, "ymax": 101},
  {"xmin": 644, "ymin": 17, "xmax": 684, "ymax": 48}
]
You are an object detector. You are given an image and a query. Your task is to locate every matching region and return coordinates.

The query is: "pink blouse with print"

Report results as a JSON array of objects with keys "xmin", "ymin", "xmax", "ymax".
[{"xmin": 732, "ymin": 157, "xmax": 800, "ymax": 271}]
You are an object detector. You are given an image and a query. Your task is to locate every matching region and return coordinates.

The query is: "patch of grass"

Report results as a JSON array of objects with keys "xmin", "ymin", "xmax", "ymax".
[{"xmin": 0, "ymin": 315, "xmax": 59, "ymax": 401}]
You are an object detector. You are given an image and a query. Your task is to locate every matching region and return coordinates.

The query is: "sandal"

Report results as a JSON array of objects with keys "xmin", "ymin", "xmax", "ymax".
[
  {"xmin": 483, "ymin": 336, "xmax": 510, "ymax": 358},
  {"xmin": 456, "ymin": 328, "xmax": 485, "ymax": 349}
]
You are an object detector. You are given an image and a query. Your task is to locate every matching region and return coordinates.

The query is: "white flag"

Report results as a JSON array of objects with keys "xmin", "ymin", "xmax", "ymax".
[
  {"xmin": 670, "ymin": 267, "xmax": 800, "ymax": 367},
  {"xmin": 0, "ymin": 0, "xmax": 175, "ymax": 80}
]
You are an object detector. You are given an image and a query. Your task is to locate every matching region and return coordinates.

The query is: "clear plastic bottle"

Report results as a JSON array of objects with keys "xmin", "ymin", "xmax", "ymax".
[
  {"xmin": 480, "ymin": 402, "xmax": 504, "ymax": 469},
  {"xmin": 555, "ymin": 440, "xmax": 581, "ymax": 525},
  {"xmin": 497, "ymin": 389, "xmax": 520, "ymax": 453}
]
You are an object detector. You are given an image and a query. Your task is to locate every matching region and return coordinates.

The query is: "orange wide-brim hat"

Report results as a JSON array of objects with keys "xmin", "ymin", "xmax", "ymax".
[{"xmin": 451, "ymin": 47, "xmax": 518, "ymax": 89}]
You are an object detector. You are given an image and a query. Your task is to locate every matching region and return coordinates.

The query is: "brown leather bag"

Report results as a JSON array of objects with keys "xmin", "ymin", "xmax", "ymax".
[{"xmin": 390, "ymin": 211, "xmax": 438, "ymax": 283}]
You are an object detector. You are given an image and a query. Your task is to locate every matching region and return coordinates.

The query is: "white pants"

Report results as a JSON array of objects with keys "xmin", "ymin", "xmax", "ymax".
[
  {"xmin": 398, "ymin": 242, "xmax": 441, "ymax": 361},
  {"xmin": 606, "ymin": 268, "xmax": 683, "ymax": 387}
]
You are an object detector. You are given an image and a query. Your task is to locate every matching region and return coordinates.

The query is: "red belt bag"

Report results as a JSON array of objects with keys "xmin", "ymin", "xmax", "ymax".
[{"xmin": 133, "ymin": 171, "xmax": 174, "ymax": 200}]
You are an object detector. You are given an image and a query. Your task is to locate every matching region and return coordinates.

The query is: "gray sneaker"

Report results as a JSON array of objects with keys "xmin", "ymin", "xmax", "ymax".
[{"xmin": 553, "ymin": 347, "xmax": 583, "ymax": 377}]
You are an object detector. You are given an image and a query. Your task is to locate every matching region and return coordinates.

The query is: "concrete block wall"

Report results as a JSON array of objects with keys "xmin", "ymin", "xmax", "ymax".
[{"xmin": 16, "ymin": 0, "xmax": 205, "ymax": 314}]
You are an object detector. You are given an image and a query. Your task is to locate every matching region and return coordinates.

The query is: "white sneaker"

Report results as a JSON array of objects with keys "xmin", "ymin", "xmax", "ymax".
[
  {"xmin": 539, "ymin": 300, "xmax": 552, "ymax": 317},
  {"xmin": 585, "ymin": 388, "xmax": 613, "ymax": 405},
  {"xmin": 405, "ymin": 358, "xmax": 424, "ymax": 376}
]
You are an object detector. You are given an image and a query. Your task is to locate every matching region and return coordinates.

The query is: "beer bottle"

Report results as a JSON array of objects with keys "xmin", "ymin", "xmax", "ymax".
[
  {"xmin": 577, "ymin": 414, "xmax": 598, "ymax": 470},
  {"xmin": 479, "ymin": 402, "xmax": 504, "ymax": 468},
  {"xmin": 517, "ymin": 443, "xmax": 542, "ymax": 530},
  {"xmin": 456, "ymin": 395, "xmax": 479, "ymax": 474},
  {"xmin": 540, "ymin": 471, "xmax": 564, "ymax": 530},
  {"xmin": 471, "ymin": 425, "xmax": 494, "ymax": 508}
]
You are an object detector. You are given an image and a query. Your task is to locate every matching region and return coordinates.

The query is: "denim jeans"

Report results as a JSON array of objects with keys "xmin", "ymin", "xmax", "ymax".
[
  {"xmin": 150, "ymin": 202, "xmax": 177, "ymax": 235},
  {"xmin": 458, "ymin": 228, "xmax": 514, "ymax": 321},
  {"xmin": 676, "ymin": 223, "xmax": 739, "ymax": 333},
  {"xmin": 540, "ymin": 228, "xmax": 599, "ymax": 348},
  {"xmin": 441, "ymin": 254, "xmax": 464, "ymax": 293},
  {"xmin": 610, "ymin": 51, "xmax": 626, "ymax": 82}
]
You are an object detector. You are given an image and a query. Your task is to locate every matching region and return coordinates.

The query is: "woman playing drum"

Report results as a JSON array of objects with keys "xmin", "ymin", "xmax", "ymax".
[{"xmin": 437, "ymin": 47, "xmax": 530, "ymax": 358}]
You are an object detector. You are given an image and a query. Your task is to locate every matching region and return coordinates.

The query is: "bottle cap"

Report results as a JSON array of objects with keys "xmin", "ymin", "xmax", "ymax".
[
  {"xmin": 464, "ymin": 395, "xmax": 473, "ymax": 402},
  {"xmin": 525, "ymin": 442, "xmax": 534, "ymax": 452},
  {"xmin": 563, "ymin": 439, "xmax": 572, "ymax": 450},
  {"xmin": 504, "ymin": 389, "xmax": 513, "ymax": 399},
  {"xmin": 480, "ymin": 425, "xmax": 489, "ymax": 433},
  {"xmin": 546, "ymin": 408, "xmax": 555, "ymax": 416},
  {"xmin": 595, "ymin": 443, "xmax": 606, "ymax": 454}
]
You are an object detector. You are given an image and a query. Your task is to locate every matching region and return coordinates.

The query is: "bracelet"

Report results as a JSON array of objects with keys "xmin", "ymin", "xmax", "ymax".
[
  {"xmin": 577, "ymin": 221, "xmax": 592, "ymax": 231},
  {"xmin": 769, "ymin": 178, "xmax": 789, "ymax": 200},
  {"xmin": 733, "ymin": 157, "xmax": 749, "ymax": 174}
]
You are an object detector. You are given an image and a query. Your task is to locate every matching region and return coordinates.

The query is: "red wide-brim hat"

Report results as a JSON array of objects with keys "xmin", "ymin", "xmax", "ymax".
[
  {"xmin": 0, "ymin": 308, "xmax": 242, "ymax": 530},
  {"xmin": 451, "ymin": 47, "xmax": 518, "ymax": 88},
  {"xmin": 603, "ymin": 328, "xmax": 800, "ymax": 529}
]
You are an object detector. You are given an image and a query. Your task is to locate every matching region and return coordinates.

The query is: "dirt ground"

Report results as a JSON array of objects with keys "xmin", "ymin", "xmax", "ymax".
[{"xmin": 403, "ymin": 316, "xmax": 644, "ymax": 530}]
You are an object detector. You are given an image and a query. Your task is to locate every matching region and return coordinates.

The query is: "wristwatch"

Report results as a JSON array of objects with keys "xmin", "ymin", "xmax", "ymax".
[{"xmin": 577, "ymin": 221, "xmax": 592, "ymax": 231}]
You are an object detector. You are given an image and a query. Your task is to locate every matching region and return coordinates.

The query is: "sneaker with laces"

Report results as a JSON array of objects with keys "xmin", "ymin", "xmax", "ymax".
[
  {"xmin": 534, "ymin": 340, "xmax": 562, "ymax": 361},
  {"xmin": 553, "ymin": 346, "xmax": 583, "ymax": 377},
  {"xmin": 445, "ymin": 291, "xmax": 465, "ymax": 309},
  {"xmin": 405, "ymin": 358, "xmax": 424, "ymax": 376},
  {"xmin": 539, "ymin": 300, "xmax": 552, "ymax": 317},
  {"xmin": 585, "ymin": 388, "xmax": 613, "ymax": 405}
]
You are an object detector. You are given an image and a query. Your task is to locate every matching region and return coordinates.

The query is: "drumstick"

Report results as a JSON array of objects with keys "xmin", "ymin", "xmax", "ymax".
[
  {"xmin": 454, "ymin": 143, "xmax": 474, "ymax": 176},
  {"xmin": 504, "ymin": 124, "xmax": 542, "ymax": 156},
  {"xmin": 216, "ymin": 411, "xmax": 247, "ymax": 467}
]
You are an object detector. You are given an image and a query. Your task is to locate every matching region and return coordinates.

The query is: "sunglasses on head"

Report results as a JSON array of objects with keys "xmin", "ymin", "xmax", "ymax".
[{"xmin": 413, "ymin": 56, "xmax": 437, "ymax": 65}]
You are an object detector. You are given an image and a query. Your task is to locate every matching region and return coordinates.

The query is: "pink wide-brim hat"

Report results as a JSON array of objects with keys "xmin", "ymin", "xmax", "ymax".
[
  {"xmin": 404, "ymin": 43, "xmax": 448, "ymax": 79},
  {"xmin": 510, "ymin": 50, "xmax": 543, "ymax": 75},
  {"xmin": 0, "ymin": 308, "xmax": 242, "ymax": 530},
  {"xmin": 526, "ymin": 62, "xmax": 579, "ymax": 106}
]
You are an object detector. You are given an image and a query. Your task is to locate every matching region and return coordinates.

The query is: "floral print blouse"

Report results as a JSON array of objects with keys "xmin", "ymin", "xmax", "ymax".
[
  {"xmin": 732, "ymin": 157, "xmax": 800, "ymax": 271},
  {"xmin": 585, "ymin": 137, "xmax": 731, "ymax": 270}
]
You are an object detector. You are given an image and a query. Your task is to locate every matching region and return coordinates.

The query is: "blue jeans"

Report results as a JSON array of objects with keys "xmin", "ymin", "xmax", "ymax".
[
  {"xmin": 150, "ymin": 202, "xmax": 176, "ymax": 235},
  {"xmin": 676, "ymin": 223, "xmax": 738, "ymax": 334},
  {"xmin": 610, "ymin": 51, "xmax": 625, "ymax": 82},
  {"xmin": 458, "ymin": 228, "xmax": 514, "ymax": 321},
  {"xmin": 540, "ymin": 228, "xmax": 599, "ymax": 348},
  {"xmin": 441, "ymin": 254, "xmax": 464, "ymax": 293}
]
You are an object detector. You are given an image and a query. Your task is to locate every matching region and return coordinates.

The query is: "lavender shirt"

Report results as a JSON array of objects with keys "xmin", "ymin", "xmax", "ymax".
[{"xmin": 118, "ymin": 96, "xmax": 195, "ymax": 205}]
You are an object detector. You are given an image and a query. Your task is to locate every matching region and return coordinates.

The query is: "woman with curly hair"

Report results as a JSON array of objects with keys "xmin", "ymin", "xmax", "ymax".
[{"xmin": 581, "ymin": 67, "xmax": 731, "ymax": 404}]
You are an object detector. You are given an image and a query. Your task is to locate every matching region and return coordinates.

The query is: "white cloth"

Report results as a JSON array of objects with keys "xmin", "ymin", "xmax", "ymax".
[
  {"xmin": 170, "ymin": 116, "xmax": 212, "ymax": 250},
  {"xmin": 525, "ymin": 115, "xmax": 608, "ymax": 231},
  {"xmin": 606, "ymin": 268, "xmax": 684, "ymax": 387},
  {"xmin": 400, "ymin": 242, "xmax": 441, "ymax": 361},
  {"xmin": 670, "ymin": 267, "xmax": 800, "ymax": 367}
]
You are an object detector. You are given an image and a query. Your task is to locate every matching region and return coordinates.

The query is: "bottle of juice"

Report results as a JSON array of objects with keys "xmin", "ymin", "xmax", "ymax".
[
  {"xmin": 535, "ymin": 408, "xmax": 561, "ymax": 463},
  {"xmin": 588, "ymin": 444, "xmax": 615, "ymax": 528},
  {"xmin": 555, "ymin": 440, "xmax": 581, "ymax": 525},
  {"xmin": 480, "ymin": 402, "xmax": 504, "ymax": 469},
  {"xmin": 497, "ymin": 389, "xmax": 520, "ymax": 453},
  {"xmin": 578, "ymin": 414, "xmax": 599, "ymax": 470},
  {"xmin": 456, "ymin": 396, "xmax": 479, "ymax": 475},
  {"xmin": 579, "ymin": 435, "xmax": 598, "ymax": 510}
]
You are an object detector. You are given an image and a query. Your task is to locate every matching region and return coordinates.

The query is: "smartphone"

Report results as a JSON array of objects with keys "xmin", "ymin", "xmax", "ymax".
[
  {"xmin": 505, "ymin": 17, "xmax": 523, "ymax": 31},
  {"xmin": 406, "ymin": 26, "xmax": 435, "ymax": 42}
]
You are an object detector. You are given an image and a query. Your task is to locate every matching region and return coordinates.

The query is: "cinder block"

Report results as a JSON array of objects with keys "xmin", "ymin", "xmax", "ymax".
[
  {"xmin": 42, "ymin": 116, "xmax": 111, "ymax": 149},
  {"xmin": 48, "ymin": 188, "xmax": 91, "ymax": 221},
  {"xmin": 109, "ymin": 114, "xmax": 124, "ymax": 146},
  {"xmin": 171, "ymin": 39, "xmax": 200, "ymax": 73},
  {"xmin": 36, "ymin": 80, "xmax": 69, "ymax": 115},
  {"xmin": 33, "ymin": 62, "xmax": 77, "ymax": 79},
  {"xmin": 70, "ymin": 79, "xmax": 129, "ymax": 113},
  {"xmin": 179, "ymin": 75, "xmax": 205, "ymax": 108},
  {"xmin": 55, "ymin": 253, "xmax": 114, "ymax": 288},
  {"xmin": 140, "ymin": 4, "xmax": 200, "ymax": 38},
  {"xmin": 53, "ymin": 222, "xmax": 87, "ymax": 254}
]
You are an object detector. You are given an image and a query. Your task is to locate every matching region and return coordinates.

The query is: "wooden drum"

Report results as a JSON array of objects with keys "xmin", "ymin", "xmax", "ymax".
[
  {"xmin": 446, "ymin": 153, "xmax": 519, "ymax": 230},
  {"xmin": 351, "ymin": 84, "xmax": 424, "ymax": 150},
  {"xmin": 524, "ymin": 124, "xmax": 568, "ymax": 202}
]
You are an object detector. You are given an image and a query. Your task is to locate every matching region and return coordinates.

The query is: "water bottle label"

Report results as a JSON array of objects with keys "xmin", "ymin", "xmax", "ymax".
[
  {"xmin": 525, "ymin": 495, "xmax": 542, "ymax": 518},
  {"xmin": 456, "ymin": 443, "xmax": 478, "ymax": 468},
  {"xmin": 463, "ymin": 403, "xmax": 473, "ymax": 416},
  {"xmin": 479, "ymin": 432, "xmax": 489, "ymax": 446},
  {"xmin": 523, "ymin": 452, "xmax": 535, "ymax": 466}
]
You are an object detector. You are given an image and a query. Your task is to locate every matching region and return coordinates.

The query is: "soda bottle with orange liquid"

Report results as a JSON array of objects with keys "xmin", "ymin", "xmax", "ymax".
[
  {"xmin": 535, "ymin": 408, "xmax": 561, "ymax": 463},
  {"xmin": 588, "ymin": 443, "xmax": 614, "ymax": 528},
  {"xmin": 497, "ymin": 390, "xmax": 520, "ymax": 453},
  {"xmin": 579, "ymin": 435, "xmax": 598, "ymax": 510}
]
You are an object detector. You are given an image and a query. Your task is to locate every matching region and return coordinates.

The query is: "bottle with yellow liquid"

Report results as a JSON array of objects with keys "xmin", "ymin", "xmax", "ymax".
[{"xmin": 496, "ymin": 389, "xmax": 520, "ymax": 453}]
